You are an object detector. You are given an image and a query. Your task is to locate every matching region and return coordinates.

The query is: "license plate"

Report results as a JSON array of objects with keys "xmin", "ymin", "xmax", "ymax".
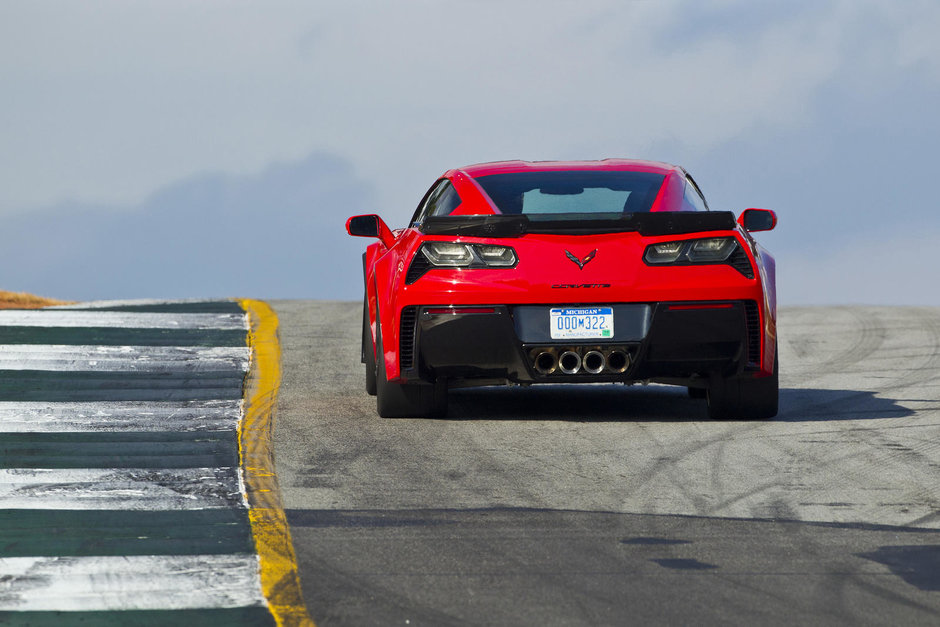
[{"xmin": 550, "ymin": 307, "xmax": 614, "ymax": 340}]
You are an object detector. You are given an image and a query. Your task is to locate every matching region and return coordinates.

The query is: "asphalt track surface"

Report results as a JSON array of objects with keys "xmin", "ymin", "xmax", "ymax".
[{"xmin": 274, "ymin": 302, "xmax": 940, "ymax": 626}]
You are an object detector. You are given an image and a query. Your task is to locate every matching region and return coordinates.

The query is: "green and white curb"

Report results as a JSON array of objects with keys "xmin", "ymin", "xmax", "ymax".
[{"xmin": 0, "ymin": 299, "xmax": 311, "ymax": 626}]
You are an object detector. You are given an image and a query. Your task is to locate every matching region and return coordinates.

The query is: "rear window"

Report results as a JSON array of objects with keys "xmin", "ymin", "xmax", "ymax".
[{"xmin": 474, "ymin": 171, "xmax": 665, "ymax": 218}]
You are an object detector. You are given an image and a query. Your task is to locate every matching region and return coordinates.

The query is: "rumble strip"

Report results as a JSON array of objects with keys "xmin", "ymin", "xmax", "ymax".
[{"xmin": 0, "ymin": 299, "xmax": 312, "ymax": 626}]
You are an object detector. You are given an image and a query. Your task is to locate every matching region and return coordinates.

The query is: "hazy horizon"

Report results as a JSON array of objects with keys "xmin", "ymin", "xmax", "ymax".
[{"xmin": 2, "ymin": 1, "xmax": 938, "ymax": 305}]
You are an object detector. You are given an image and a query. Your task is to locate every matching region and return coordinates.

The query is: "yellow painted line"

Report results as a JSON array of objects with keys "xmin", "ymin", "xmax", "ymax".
[{"xmin": 239, "ymin": 299, "xmax": 315, "ymax": 627}]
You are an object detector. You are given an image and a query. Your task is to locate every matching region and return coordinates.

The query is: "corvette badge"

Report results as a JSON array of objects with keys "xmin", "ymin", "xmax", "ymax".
[{"xmin": 565, "ymin": 249, "xmax": 597, "ymax": 270}]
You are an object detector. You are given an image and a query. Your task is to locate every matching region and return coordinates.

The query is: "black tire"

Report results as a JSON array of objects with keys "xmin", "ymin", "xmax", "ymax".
[
  {"xmin": 375, "ymin": 314, "xmax": 447, "ymax": 418},
  {"xmin": 363, "ymin": 298, "xmax": 376, "ymax": 396},
  {"xmin": 707, "ymin": 353, "xmax": 778, "ymax": 420}
]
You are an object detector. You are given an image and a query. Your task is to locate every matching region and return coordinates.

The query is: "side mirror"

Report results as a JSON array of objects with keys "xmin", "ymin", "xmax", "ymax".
[
  {"xmin": 347, "ymin": 215, "xmax": 380, "ymax": 237},
  {"xmin": 738, "ymin": 208, "xmax": 777, "ymax": 232},
  {"xmin": 346, "ymin": 214, "xmax": 396, "ymax": 248}
]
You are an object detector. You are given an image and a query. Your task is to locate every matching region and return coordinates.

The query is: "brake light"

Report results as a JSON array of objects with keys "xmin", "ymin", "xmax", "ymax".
[{"xmin": 644, "ymin": 237, "xmax": 737, "ymax": 265}]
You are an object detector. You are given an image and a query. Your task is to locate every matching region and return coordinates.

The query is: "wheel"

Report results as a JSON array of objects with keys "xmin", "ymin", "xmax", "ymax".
[
  {"xmin": 362, "ymin": 298, "xmax": 376, "ymax": 396},
  {"xmin": 375, "ymin": 314, "xmax": 447, "ymax": 418},
  {"xmin": 707, "ymin": 353, "xmax": 778, "ymax": 420}
]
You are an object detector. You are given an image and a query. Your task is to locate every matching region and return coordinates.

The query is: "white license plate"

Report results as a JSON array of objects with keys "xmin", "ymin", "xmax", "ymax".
[{"xmin": 550, "ymin": 307, "xmax": 614, "ymax": 340}]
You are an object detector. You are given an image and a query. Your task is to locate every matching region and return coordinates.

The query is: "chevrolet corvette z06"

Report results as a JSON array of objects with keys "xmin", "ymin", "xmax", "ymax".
[{"xmin": 347, "ymin": 159, "xmax": 778, "ymax": 420}]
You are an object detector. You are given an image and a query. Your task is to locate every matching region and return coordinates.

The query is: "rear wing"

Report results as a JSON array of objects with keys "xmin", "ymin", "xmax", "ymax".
[{"xmin": 420, "ymin": 211, "xmax": 737, "ymax": 238}]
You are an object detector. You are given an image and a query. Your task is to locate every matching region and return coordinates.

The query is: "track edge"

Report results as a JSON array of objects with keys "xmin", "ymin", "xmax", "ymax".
[{"xmin": 239, "ymin": 299, "xmax": 314, "ymax": 627}]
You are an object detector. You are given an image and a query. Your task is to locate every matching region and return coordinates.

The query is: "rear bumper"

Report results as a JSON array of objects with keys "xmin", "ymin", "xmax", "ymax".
[{"xmin": 398, "ymin": 300, "xmax": 761, "ymax": 386}]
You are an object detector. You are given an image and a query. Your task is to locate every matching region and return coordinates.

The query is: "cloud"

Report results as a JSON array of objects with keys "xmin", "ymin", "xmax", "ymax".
[
  {"xmin": 779, "ymin": 227, "xmax": 940, "ymax": 306},
  {"xmin": 2, "ymin": 1, "xmax": 939, "ymax": 304},
  {"xmin": 0, "ymin": 147, "xmax": 934, "ymax": 306},
  {"xmin": 4, "ymin": 1, "xmax": 940, "ymax": 222},
  {"xmin": 0, "ymin": 152, "xmax": 374, "ymax": 301}
]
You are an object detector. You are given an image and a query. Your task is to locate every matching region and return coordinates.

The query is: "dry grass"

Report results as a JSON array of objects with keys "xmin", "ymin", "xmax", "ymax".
[{"xmin": 0, "ymin": 290, "xmax": 74, "ymax": 309}]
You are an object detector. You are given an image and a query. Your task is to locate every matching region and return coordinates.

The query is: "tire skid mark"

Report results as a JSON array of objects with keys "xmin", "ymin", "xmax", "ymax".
[
  {"xmin": 632, "ymin": 422, "xmax": 764, "ymax": 514},
  {"xmin": 779, "ymin": 308, "xmax": 940, "ymax": 421},
  {"xmin": 888, "ymin": 308, "xmax": 940, "ymax": 391},
  {"xmin": 701, "ymin": 424, "xmax": 940, "ymax": 526},
  {"xmin": 825, "ymin": 307, "xmax": 889, "ymax": 372},
  {"xmin": 282, "ymin": 303, "xmax": 940, "ymax": 534},
  {"xmin": 821, "ymin": 309, "xmax": 940, "ymax": 526},
  {"xmin": 782, "ymin": 307, "xmax": 887, "ymax": 386}
]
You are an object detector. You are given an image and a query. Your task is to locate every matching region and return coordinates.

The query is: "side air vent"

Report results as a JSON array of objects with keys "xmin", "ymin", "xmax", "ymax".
[
  {"xmin": 399, "ymin": 306, "xmax": 418, "ymax": 369},
  {"xmin": 744, "ymin": 300, "xmax": 761, "ymax": 365},
  {"xmin": 728, "ymin": 246, "xmax": 754, "ymax": 279},
  {"xmin": 405, "ymin": 254, "xmax": 431, "ymax": 284}
]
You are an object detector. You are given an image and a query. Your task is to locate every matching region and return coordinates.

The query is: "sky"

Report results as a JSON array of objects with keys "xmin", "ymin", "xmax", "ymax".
[{"xmin": 1, "ymin": 0, "xmax": 938, "ymax": 305}]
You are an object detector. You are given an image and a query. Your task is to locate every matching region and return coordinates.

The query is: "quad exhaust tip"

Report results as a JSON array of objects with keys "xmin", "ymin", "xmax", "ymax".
[
  {"xmin": 532, "ymin": 347, "xmax": 632, "ymax": 376},
  {"xmin": 606, "ymin": 350, "xmax": 630, "ymax": 373},
  {"xmin": 534, "ymin": 350, "xmax": 558, "ymax": 375},
  {"xmin": 582, "ymin": 350, "xmax": 605, "ymax": 374},
  {"xmin": 558, "ymin": 351, "xmax": 582, "ymax": 375}
]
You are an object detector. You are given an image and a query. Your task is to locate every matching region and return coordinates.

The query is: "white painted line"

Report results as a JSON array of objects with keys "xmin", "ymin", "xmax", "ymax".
[
  {"xmin": 49, "ymin": 298, "xmax": 235, "ymax": 309},
  {"xmin": 0, "ymin": 468, "xmax": 245, "ymax": 510},
  {"xmin": 0, "ymin": 310, "xmax": 247, "ymax": 329},
  {"xmin": 0, "ymin": 301, "xmax": 266, "ymax": 615},
  {"xmin": 0, "ymin": 554, "xmax": 266, "ymax": 611},
  {"xmin": 0, "ymin": 400, "xmax": 242, "ymax": 432},
  {"xmin": 0, "ymin": 345, "xmax": 250, "ymax": 372}
]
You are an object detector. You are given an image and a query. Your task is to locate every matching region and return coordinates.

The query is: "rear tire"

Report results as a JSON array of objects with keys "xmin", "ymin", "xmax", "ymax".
[
  {"xmin": 707, "ymin": 353, "xmax": 778, "ymax": 420},
  {"xmin": 363, "ymin": 298, "xmax": 376, "ymax": 396},
  {"xmin": 375, "ymin": 315, "xmax": 447, "ymax": 418}
]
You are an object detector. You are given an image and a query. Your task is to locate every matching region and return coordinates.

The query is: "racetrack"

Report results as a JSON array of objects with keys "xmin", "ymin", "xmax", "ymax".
[{"xmin": 273, "ymin": 302, "xmax": 940, "ymax": 626}]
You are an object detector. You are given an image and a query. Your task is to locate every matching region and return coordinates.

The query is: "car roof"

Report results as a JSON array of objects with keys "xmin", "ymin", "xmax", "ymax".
[{"xmin": 458, "ymin": 159, "xmax": 682, "ymax": 178}]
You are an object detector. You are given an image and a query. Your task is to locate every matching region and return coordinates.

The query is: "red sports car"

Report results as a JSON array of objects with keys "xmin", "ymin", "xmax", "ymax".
[{"xmin": 347, "ymin": 159, "xmax": 777, "ymax": 419}]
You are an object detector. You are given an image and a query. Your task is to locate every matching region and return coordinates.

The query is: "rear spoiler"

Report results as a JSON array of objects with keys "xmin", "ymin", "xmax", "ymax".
[{"xmin": 420, "ymin": 211, "xmax": 737, "ymax": 237}]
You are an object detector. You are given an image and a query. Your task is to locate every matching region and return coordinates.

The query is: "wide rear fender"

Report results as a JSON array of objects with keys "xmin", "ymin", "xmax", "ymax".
[{"xmin": 371, "ymin": 230, "xmax": 425, "ymax": 381}]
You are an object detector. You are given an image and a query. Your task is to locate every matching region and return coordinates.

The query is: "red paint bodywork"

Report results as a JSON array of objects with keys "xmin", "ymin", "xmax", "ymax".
[{"xmin": 351, "ymin": 160, "xmax": 777, "ymax": 383}]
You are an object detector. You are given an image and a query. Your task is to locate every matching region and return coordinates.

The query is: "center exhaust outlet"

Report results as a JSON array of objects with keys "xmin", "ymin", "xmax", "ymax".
[
  {"xmin": 582, "ymin": 350, "xmax": 605, "ymax": 374},
  {"xmin": 558, "ymin": 350, "xmax": 582, "ymax": 375}
]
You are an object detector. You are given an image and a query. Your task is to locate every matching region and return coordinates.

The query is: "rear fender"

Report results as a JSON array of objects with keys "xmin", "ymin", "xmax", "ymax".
[
  {"xmin": 733, "ymin": 227, "xmax": 776, "ymax": 377},
  {"xmin": 755, "ymin": 243, "xmax": 777, "ymax": 375},
  {"xmin": 363, "ymin": 242, "xmax": 385, "ymax": 357},
  {"xmin": 372, "ymin": 243, "xmax": 410, "ymax": 381}
]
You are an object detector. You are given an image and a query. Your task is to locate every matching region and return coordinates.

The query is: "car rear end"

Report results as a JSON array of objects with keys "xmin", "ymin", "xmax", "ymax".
[
  {"xmin": 394, "ymin": 220, "xmax": 772, "ymax": 391},
  {"xmin": 350, "ymin": 159, "xmax": 778, "ymax": 419}
]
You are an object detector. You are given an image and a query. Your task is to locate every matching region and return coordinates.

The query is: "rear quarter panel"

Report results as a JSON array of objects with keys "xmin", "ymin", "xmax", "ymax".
[{"xmin": 753, "ymin": 240, "xmax": 777, "ymax": 373}]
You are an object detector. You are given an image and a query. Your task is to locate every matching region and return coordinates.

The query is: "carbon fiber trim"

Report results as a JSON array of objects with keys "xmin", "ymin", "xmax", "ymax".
[
  {"xmin": 405, "ymin": 255, "xmax": 432, "ymax": 284},
  {"xmin": 728, "ymin": 246, "xmax": 755, "ymax": 279}
]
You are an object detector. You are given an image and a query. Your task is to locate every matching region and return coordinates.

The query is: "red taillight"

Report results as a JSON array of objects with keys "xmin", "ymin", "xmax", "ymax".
[{"xmin": 425, "ymin": 307, "xmax": 497, "ymax": 315}]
